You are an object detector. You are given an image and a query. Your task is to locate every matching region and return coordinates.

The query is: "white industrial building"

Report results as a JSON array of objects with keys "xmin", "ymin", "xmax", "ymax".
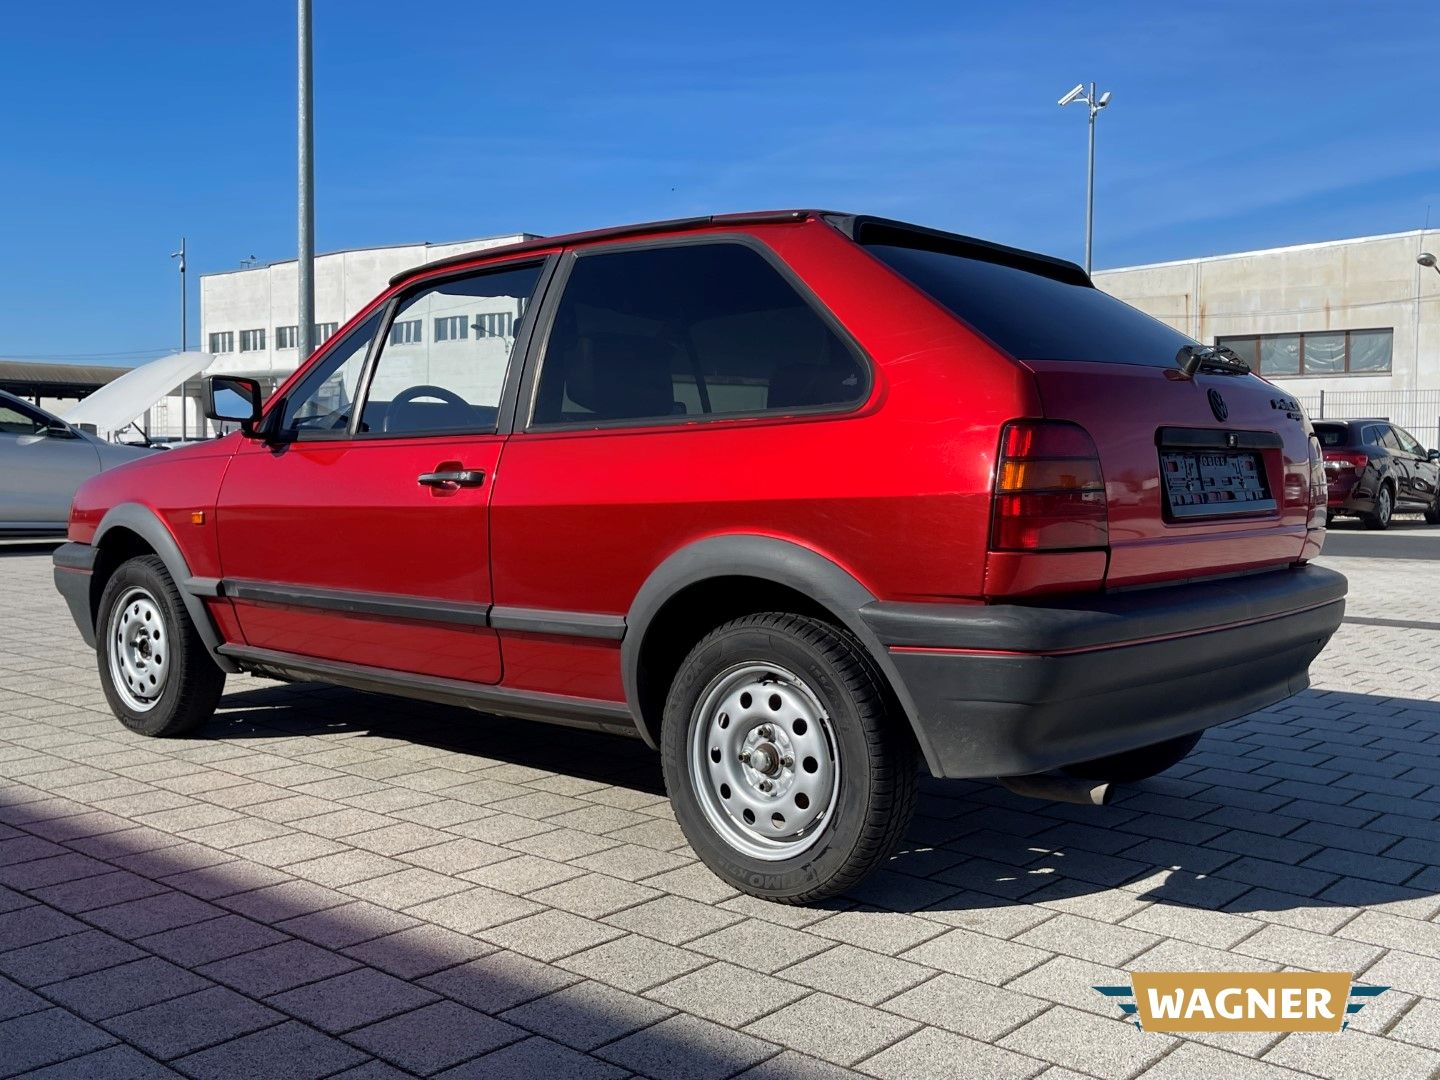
[
  {"xmin": 172, "ymin": 224, "xmax": 1440, "ymax": 445},
  {"xmin": 152, "ymin": 232, "xmax": 533, "ymax": 437},
  {"xmin": 1094, "ymin": 227, "xmax": 1440, "ymax": 445}
]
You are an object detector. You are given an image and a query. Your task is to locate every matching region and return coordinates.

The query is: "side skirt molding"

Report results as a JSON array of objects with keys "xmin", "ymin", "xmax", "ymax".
[{"xmin": 217, "ymin": 644, "xmax": 639, "ymax": 737}]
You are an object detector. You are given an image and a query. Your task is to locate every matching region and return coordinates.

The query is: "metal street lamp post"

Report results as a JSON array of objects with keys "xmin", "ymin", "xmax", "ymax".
[
  {"xmin": 298, "ymin": 0, "xmax": 315, "ymax": 361},
  {"xmin": 171, "ymin": 238, "xmax": 187, "ymax": 440},
  {"xmin": 1058, "ymin": 82, "xmax": 1112, "ymax": 276}
]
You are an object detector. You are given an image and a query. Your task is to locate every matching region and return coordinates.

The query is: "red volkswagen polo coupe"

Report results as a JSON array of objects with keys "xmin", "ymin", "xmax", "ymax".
[{"xmin": 53, "ymin": 211, "xmax": 1345, "ymax": 901}]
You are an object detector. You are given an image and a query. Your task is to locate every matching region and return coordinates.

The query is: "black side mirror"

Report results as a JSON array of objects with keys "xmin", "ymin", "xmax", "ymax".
[
  {"xmin": 205, "ymin": 375, "xmax": 264, "ymax": 435},
  {"xmin": 1428, "ymin": 449, "xmax": 1440, "ymax": 463}
]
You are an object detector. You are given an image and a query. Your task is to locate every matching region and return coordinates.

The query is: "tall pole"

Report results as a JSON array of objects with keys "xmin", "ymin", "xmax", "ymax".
[
  {"xmin": 297, "ymin": 0, "xmax": 315, "ymax": 360},
  {"xmin": 1085, "ymin": 83, "xmax": 1096, "ymax": 276},
  {"xmin": 171, "ymin": 238, "xmax": 187, "ymax": 440}
]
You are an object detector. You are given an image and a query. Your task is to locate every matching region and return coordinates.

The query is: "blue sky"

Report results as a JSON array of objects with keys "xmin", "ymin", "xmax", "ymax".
[{"xmin": 3, "ymin": 0, "xmax": 1437, "ymax": 363}]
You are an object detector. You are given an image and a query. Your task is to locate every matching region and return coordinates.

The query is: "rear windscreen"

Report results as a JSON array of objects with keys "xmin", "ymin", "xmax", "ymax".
[
  {"xmin": 1312, "ymin": 425, "xmax": 1350, "ymax": 447},
  {"xmin": 864, "ymin": 242, "xmax": 1199, "ymax": 367}
]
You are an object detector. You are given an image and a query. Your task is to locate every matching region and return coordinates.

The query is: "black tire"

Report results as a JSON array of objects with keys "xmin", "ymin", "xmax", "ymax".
[
  {"xmin": 660, "ymin": 613, "xmax": 917, "ymax": 904},
  {"xmin": 1425, "ymin": 492, "xmax": 1440, "ymax": 525},
  {"xmin": 96, "ymin": 554, "xmax": 225, "ymax": 737},
  {"xmin": 1363, "ymin": 483, "xmax": 1393, "ymax": 530},
  {"xmin": 1062, "ymin": 731, "xmax": 1202, "ymax": 784}
]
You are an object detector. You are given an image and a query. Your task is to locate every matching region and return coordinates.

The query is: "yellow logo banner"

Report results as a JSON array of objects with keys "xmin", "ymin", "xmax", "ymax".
[{"xmin": 1094, "ymin": 972, "xmax": 1388, "ymax": 1033}]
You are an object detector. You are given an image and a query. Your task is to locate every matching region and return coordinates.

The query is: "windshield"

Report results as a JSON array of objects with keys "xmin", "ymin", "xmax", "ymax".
[{"xmin": 864, "ymin": 242, "xmax": 1199, "ymax": 368}]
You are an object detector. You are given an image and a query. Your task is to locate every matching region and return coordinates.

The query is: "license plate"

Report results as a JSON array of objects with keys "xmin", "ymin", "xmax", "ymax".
[{"xmin": 1160, "ymin": 450, "xmax": 1276, "ymax": 518}]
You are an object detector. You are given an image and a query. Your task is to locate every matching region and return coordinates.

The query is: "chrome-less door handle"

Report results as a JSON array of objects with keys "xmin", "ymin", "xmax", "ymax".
[{"xmin": 418, "ymin": 469, "xmax": 485, "ymax": 488}]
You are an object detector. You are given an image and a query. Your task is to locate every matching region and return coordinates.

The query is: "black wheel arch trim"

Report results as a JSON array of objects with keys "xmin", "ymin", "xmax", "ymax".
[
  {"xmin": 621, "ymin": 535, "xmax": 942, "ymax": 773},
  {"xmin": 91, "ymin": 503, "xmax": 240, "ymax": 674}
]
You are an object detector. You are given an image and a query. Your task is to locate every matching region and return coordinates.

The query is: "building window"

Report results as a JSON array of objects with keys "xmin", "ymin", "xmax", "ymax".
[
  {"xmin": 239, "ymin": 329, "xmax": 266, "ymax": 352},
  {"xmin": 389, "ymin": 319, "xmax": 422, "ymax": 345},
  {"xmin": 1217, "ymin": 328, "xmax": 1392, "ymax": 377},
  {"xmin": 276, "ymin": 325, "xmax": 299, "ymax": 349},
  {"xmin": 434, "ymin": 315, "xmax": 469, "ymax": 342},
  {"xmin": 473, "ymin": 312, "xmax": 513, "ymax": 338},
  {"xmin": 208, "ymin": 331, "xmax": 234, "ymax": 354},
  {"xmin": 315, "ymin": 322, "xmax": 339, "ymax": 345}
]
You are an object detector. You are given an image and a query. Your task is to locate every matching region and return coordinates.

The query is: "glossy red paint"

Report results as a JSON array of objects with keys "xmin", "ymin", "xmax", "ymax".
[
  {"xmin": 215, "ymin": 434, "xmax": 506, "ymax": 682},
  {"xmin": 66, "ymin": 211, "xmax": 1329, "ymax": 712},
  {"xmin": 1022, "ymin": 360, "xmax": 1316, "ymax": 588}
]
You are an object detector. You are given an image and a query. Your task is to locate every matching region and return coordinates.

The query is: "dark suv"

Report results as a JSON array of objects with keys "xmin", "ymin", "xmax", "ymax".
[
  {"xmin": 1316, "ymin": 419, "xmax": 1440, "ymax": 529},
  {"xmin": 53, "ymin": 211, "xmax": 1345, "ymax": 902}
]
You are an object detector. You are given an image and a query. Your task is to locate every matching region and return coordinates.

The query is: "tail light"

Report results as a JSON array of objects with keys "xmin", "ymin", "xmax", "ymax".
[
  {"xmin": 991, "ymin": 421, "xmax": 1108, "ymax": 551},
  {"xmin": 1323, "ymin": 450, "xmax": 1368, "ymax": 471}
]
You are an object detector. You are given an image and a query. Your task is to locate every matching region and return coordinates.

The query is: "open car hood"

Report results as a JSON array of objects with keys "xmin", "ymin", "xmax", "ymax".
[{"xmin": 62, "ymin": 352, "xmax": 214, "ymax": 436}]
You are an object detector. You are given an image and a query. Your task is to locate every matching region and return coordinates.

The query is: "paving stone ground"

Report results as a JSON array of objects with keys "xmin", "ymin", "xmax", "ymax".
[{"xmin": 1, "ymin": 535, "xmax": 1438, "ymax": 1079}]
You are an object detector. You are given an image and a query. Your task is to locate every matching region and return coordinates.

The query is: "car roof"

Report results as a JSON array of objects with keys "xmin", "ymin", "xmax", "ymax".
[
  {"xmin": 1314, "ymin": 418, "xmax": 1389, "ymax": 426},
  {"xmin": 388, "ymin": 210, "xmax": 1090, "ymax": 288}
]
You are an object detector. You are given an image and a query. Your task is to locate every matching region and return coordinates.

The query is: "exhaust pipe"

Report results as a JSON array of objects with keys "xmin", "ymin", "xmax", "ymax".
[{"xmin": 998, "ymin": 773, "xmax": 1112, "ymax": 806}]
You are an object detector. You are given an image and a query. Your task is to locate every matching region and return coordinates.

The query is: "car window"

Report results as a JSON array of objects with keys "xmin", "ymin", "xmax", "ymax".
[
  {"xmin": 531, "ymin": 242, "xmax": 867, "ymax": 426},
  {"xmin": 1312, "ymin": 424, "xmax": 1347, "ymax": 448},
  {"xmin": 862, "ymin": 239, "xmax": 1197, "ymax": 368},
  {"xmin": 1392, "ymin": 426, "xmax": 1426, "ymax": 456},
  {"xmin": 1360, "ymin": 424, "xmax": 1384, "ymax": 447},
  {"xmin": 279, "ymin": 311, "xmax": 384, "ymax": 437},
  {"xmin": 358, "ymin": 262, "xmax": 543, "ymax": 436},
  {"xmin": 1378, "ymin": 426, "xmax": 1403, "ymax": 451},
  {"xmin": 0, "ymin": 402, "xmax": 46, "ymax": 436}
]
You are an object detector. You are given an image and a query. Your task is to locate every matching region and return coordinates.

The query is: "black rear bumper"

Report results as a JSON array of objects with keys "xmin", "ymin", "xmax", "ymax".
[{"xmin": 861, "ymin": 565, "xmax": 1346, "ymax": 779}]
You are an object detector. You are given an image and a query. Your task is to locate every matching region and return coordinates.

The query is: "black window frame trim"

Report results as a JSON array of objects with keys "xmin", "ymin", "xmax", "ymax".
[{"xmin": 518, "ymin": 233, "xmax": 876, "ymax": 434}]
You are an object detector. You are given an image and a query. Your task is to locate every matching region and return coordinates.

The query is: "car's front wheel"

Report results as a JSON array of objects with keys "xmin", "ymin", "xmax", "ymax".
[
  {"xmin": 1425, "ymin": 490, "xmax": 1440, "ymax": 525},
  {"xmin": 96, "ymin": 555, "xmax": 225, "ymax": 737},
  {"xmin": 661, "ymin": 613, "xmax": 916, "ymax": 904}
]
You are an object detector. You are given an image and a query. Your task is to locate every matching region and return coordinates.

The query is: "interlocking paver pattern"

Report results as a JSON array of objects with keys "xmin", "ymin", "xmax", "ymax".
[{"xmin": 1, "ymin": 540, "xmax": 1438, "ymax": 1078}]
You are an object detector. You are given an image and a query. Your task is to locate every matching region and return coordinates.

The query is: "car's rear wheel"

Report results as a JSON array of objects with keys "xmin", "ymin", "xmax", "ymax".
[
  {"xmin": 1364, "ymin": 483, "xmax": 1393, "ymax": 530},
  {"xmin": 96, "ymin": 555, "xmax": 224, "ymax": 737},
  {"xmin": 661, "ymin": 613, "xmax": 916, "ymax": 904},
  {"xmin": 1425, "ymin": 491, "xmax": 1440, "ymax": 525},
  {"xmin": 1062, "ymin": 731, "xmax": 1202, "ymax": 784}
]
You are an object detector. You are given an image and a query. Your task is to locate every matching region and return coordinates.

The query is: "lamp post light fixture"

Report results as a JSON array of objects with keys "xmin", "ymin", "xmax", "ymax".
[
  {"xmin": 1058, "ymin": 82, "xmax": 1112, "ymax": 276},
  {"xmin": 1419, "ymin": 252, "xmax": 1439, "ymax": 276}
]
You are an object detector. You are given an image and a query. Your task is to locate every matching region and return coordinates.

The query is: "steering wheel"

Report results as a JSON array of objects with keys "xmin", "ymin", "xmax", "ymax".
[{"xmin": 383, "ymin": 384, "xmax": 471, "ymax": 433}]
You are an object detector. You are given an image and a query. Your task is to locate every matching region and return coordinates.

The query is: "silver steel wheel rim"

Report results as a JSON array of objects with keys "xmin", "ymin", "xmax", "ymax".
[
  {"xmin": 688, "ymin": 662, "xmax": 839, "ymax": 861},
  {"xmin": 107, "ymin": 587, "xmax": 170, "ymax": 712},
  {"xmin": 1379, "ymin": 488, "xmax": 1392, "ymax": 522}
]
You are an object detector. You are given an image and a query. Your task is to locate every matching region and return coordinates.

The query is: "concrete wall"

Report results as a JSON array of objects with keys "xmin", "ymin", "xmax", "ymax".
[{"xmin": 1094, "ymin": 229, "xmax": 1440, "ymax": 397}]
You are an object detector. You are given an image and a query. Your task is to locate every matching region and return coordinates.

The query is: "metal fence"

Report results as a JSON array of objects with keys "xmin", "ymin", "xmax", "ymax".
[{"xmin": 1292, "ymin": 389, "xmax": 1440, "ymax": 449}]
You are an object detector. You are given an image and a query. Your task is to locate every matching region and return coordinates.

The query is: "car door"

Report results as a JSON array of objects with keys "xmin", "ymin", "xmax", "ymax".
[
  {"xmin": 1392, "ymin": 424, "xmax": 1438, "ymax": 504},
  {"xmin": 1374, "ymin": 425, "xmax": 1413, "ymax": 504},
  {"xmin": 0, "ymin": 398, "xmax": 100, "ymax": 530},
  {"xmin": 214, "ymin": 257, "xmax": 552, "ymax": 682}
]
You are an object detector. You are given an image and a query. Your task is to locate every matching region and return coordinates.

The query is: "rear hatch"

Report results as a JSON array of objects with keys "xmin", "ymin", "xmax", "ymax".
[{"xmin": 860, "ymin": 230, "xmax": 1316, "ymax": 588}]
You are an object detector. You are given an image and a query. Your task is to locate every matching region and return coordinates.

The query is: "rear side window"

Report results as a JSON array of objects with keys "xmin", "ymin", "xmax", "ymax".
[
  {"xmin": 864, "ymin": 242, "xmax": 1197, "ymax": 367},
  {"xmin": 531, "ymin": 242, "xmax": 867, "ymax": 426},
  {"xmin": 1312, "ymin": 424, "xmax": 1348, "ymax": 448}
]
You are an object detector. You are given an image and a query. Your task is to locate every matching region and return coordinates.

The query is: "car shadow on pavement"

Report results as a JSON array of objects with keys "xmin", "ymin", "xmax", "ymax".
[{"xmin": 207, "ymin": 681, "xmax": 1440, "ymax": 923}]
